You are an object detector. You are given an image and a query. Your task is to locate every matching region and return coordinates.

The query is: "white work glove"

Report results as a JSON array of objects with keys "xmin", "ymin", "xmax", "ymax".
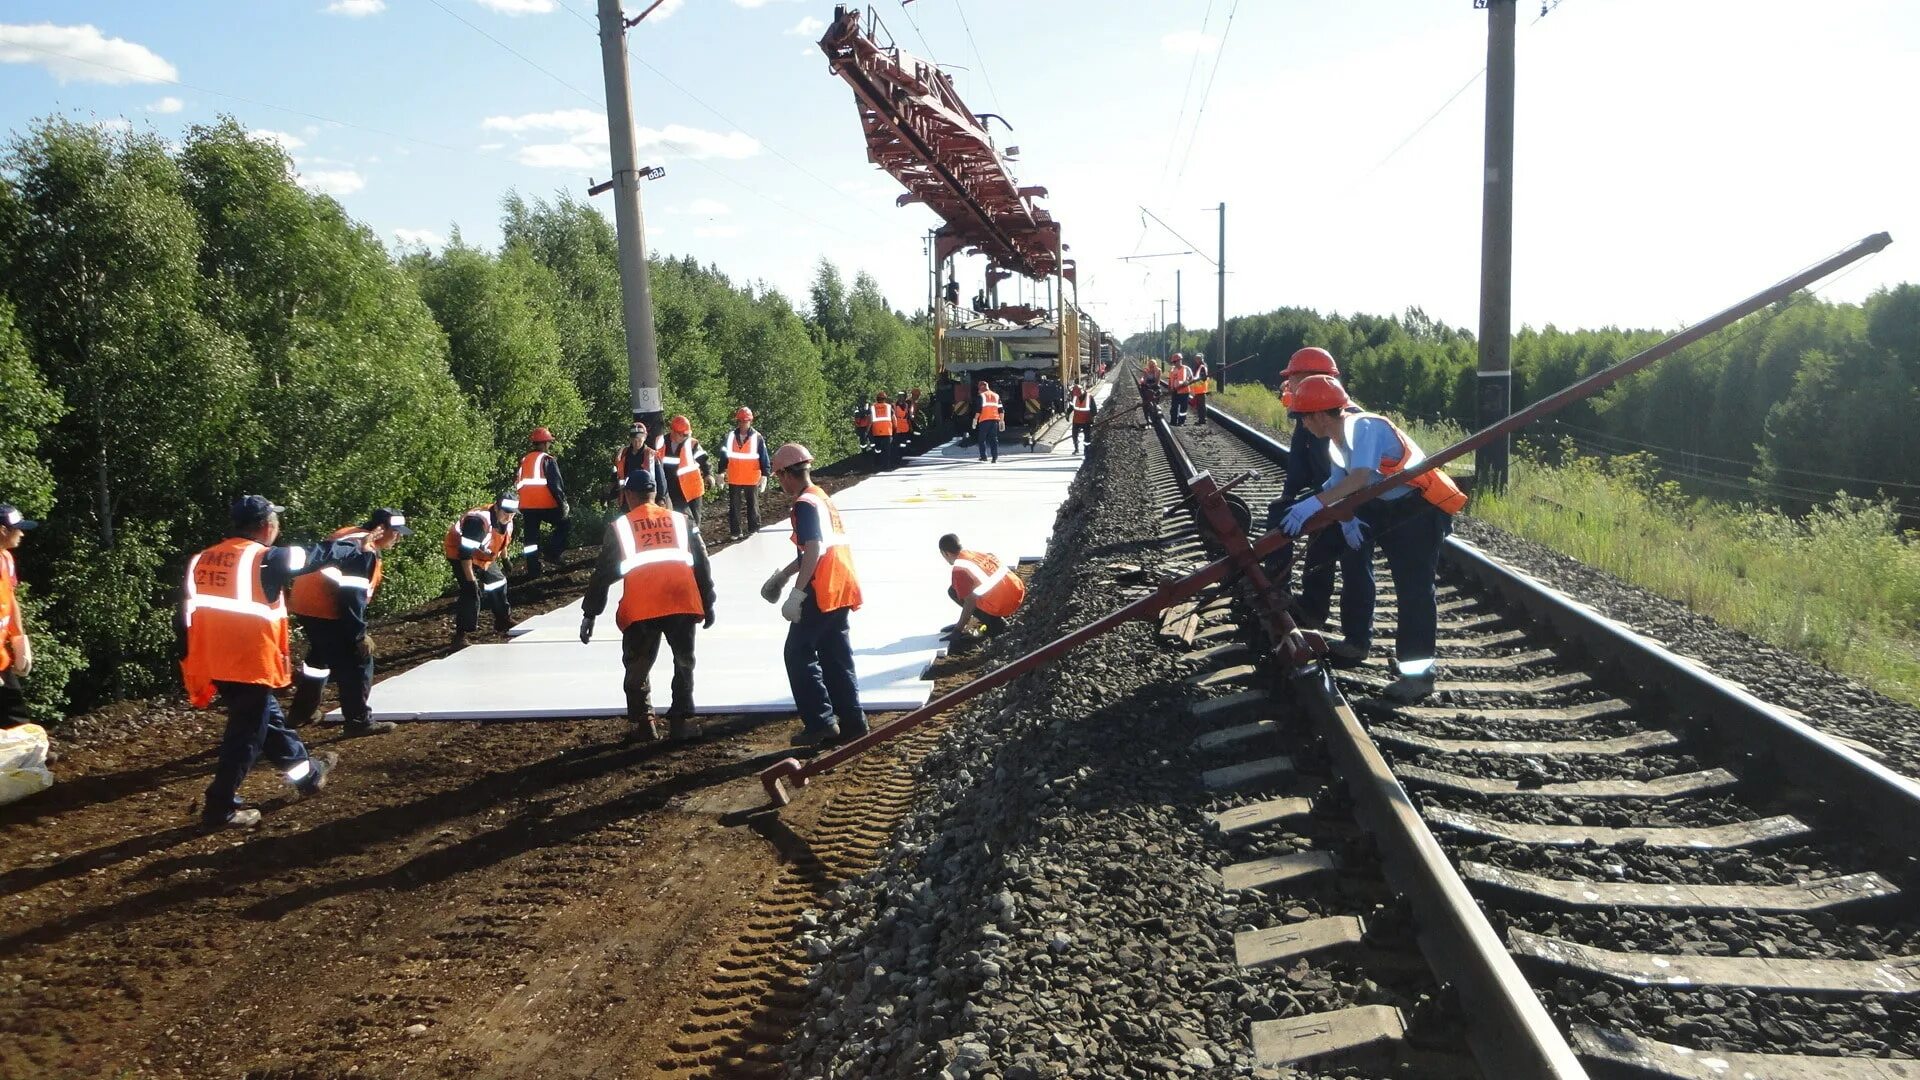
[
  {"xmin": 760, "ymin": 570, "xmax": 786, "ymax": 604},
  {"xmin": 1280, "ymin": 496, "xmax": 1324, "ymax": 535},
  {"xmin": 780, "ymin": 588, "xmax": 806, "ymax": 623},
  {"xmin": 579, "ymin": 615, "xmax": 594, "ymax": 645},
  {"xmin": 9, "ymin": 636, "xmax": 30, "ymax": 678},
  {"xmin": 1340, "ymin": 518, "xmax": 1367, "ymax": 550},
  {"xmin": 757, "ymin": 476, "xmax": 768, "ymax": 493}
]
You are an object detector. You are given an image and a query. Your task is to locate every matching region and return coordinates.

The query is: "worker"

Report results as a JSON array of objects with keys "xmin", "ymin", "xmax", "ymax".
[
  {"xmin": 1190, "ymin": 351, "xmax": 1211, "ymax": 425},
  {"xmin": 869, "ymin": 391, "xmax": 898, "ymax": 469},
  {"xmin": 611, "ymin": 421, "xmax": 663, "ymax": 504},
  {"xmin": 937, "ymin": 533, "xmax": 1026, "ymax": 649},
  {"xmin": 1278, "ymin": 375, "xmax": 1467, "ymax": 704},
  {"xmin": 1267, "ymin": 347, "xmax": 1367, "ymax": 647},
  {"xmin": 446, "ymin": 492, "xmax": 519, "ymax": 648},
  {"xmin": 974, "ymin": 380, "xmax": 1004, "ymax": 463},
  {"xmin": 944, "ymin": 275, "xmax": 960, "ymax": 308},
  {"xmin": 285, "ymin": 509, "xmax": 410, "ymax": 735},
  {"xmin": 725, "ymin": 406, "xmax": 773, "ymax": 539},
  {"xmin": 580, "ymin": 469, "xmax": 716, "ymax": 742},
  {"xmin": 655, "ymin": 415, "xmax": 710, "ymax": 530},
  {"xmin": 1068, "ymin": 379, "xmax": 1096, "ymax": 453},
  {"xmin": 1167, "ymin": 353, "xmax": 1192, "ymax": 426},
  {"xmin": 182, "ymin": 496, "xmax": 339, "ymax": 830},
  {"xmin": 0, "ymin": 504, "xmax": 38, "ymax": 729},
  {"xmin": 1137, "ymin": 359, "xmax": 1164, "ymax": 421},
  {"xmin": 1020, "ymin": 374, "xmax": 1041, "ymax": 425},
  {"xmin": 853, "ymin": 396, "xmax": 872, "ymax": 450},
  {"xmin": 515, "ymin": 426, "xmax": 570, "ymax": 578},
  {"xmin": 759, "ymin": 443, "xmax": 866, "ymax": 746}
]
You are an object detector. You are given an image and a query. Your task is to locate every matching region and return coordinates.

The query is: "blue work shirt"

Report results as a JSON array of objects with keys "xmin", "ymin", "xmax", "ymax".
[{"xmin": 1326, "ymin": 414, "xmax": 1416, "ymax": 501}]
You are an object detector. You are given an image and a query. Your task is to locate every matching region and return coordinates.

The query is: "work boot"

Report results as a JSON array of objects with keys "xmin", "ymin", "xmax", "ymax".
[
  {"xmin": 451, "ymin": 630, "xmax": 469, "ymax": 650},
  {"xmin": 204, "ymin": 806, "xmax": 262, "ymax": 830},
  {"xmin": 291, "ymin": 750, "xmax": 339, "ymax": 798},
  {"xmin": 344, "ymin": 718, "xmax": 397, "ymax": 737},
  {"xmin": 1325, "ymin": 639, "xmax": 1370, "ymax": 668},
  {"xmin": 628, "ymin": 717, "xmax": 662, "ymax": 742},
  {"xmin": 1382, "ymin": 671, "xmax": 1437, "ymax": 705},
  {"xmin": 789, "ymin": 725, "xmax": 840, "ymax": 747},
  {"xmin": 668, "ymin": 715, "xmax": 696, "ymax": 741}
]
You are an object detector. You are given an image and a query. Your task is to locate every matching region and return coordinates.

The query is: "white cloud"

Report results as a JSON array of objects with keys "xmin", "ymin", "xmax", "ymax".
[
  {"xmin": 636, "ymin": 124, "xmax": 759, "ymax": 161},
  {"xmin": 251, "ymin": 128, "xmax": 306, "ymax": 151},
  {"xmin": 93, "ymin": 117, "xmax": 132, "ymax": 135},
  {"xmin": 732, "ymin": 0, "xmax": 800, "ymax": 7},
  {"xmin": 482, "ymin": 108, "xmax": 603, "ymax": 136},
  {"xmin": 786, "ymin": 15, "xmax": 825, "ymax": 36},
  {"xmin": 650, "ymin": 0, "xmax": 686, "ymax": 19},
  {"xmin": 515, "ymin": 143, "xmax": 598, "ymax": 169},
  {"xmin": 299, "ymin": 169, "xmax": 365, "ymax": 196},
  {"xmin": 477, "ymin": 142, "xmax": 505, "ymax": 151},
  {"xmin": 0, "ymin": 22, "xmax": 178, "ymax": 84},
  {"xmin": 472, "ymin": 0, "xmax": 556, "ymax": 14},
  {"xmin": 324, "ymin": 0, "xmax": 386, "ymax": 15},
  {"xmin": 494, "ymin": 110, "xmax": 760, "ymax": 168},
  {"xmin": 146, "ymin": 95, "xmax": 183, "ymax": 114},
  {"xmin": 392, "ymin": 227, "xmax": 444, "ymax": 247},
  {"xmin": 1160, "ymin": 30, "xmax": 1218, "ymax": 56}
]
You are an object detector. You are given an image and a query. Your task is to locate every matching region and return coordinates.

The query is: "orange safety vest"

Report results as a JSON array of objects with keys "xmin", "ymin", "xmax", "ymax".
[
  {"xmin": 444, "ymin": 507, "xmax": 513, "ymax": 569},
  {"xmin": 655, "ymin": 436, "xmax": 705, "ymax": 503},
  {"xmin": 288, "ymin": 526, "xmax": 381, "ymax": 620},
  {"xmin": 855, "ymin": 408, "xmax": 870, "ymax": 431},
  {"xmin": 180, "ymin": 537, "xmax": 293, "ymax": 707},
  {"xmin": 610, "ymin": 504, "xmax": 705, "ymax": 630},
  {"xmin": 870, "ymin": 402, "xmax": 895, "ymax": 438},
  {"xmin": 792, "ymin": 484, "xmax": 861, "ymax": 613},
  {"xmin": 977, "ymin": 391, "xmax": 1003, "ymax": 423},
  {"xmin": 951, "ymin": 550, "xmax": 1025, "ymax": 619},
  {"xmin": 0, "ymin": 556, "xmax": 18, "ymax": 675},
  {"xmin": 516, "ymin": 451, "xmax": 558, "ymax": 510},
  {"xmin": 726, "ymin": 429, "xmax": 765, "ymax": 486},
  {"xmin": 1070, "ymin": 389, "xmax": 1093, "ymax": 425},
  {"xmin": 613, "ymin": 444, "xmax": 655, "ymax": 482},
  {"xmin": 1338, "ymin": 412, "xmax": 1470, "ymax": 515},
  {"xmin": 1190, "ymin": 366, "xmax": 1209, "ymax": 396},
  {"xmin": 1168, "ymin": 364, "xmax": 1191, "ymax": 392}
]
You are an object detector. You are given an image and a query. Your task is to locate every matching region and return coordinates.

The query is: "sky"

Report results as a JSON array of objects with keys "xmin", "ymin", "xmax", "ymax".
[{"xmin": 2, "ymin": 0, "xmax": 1917, "ymax": 343}]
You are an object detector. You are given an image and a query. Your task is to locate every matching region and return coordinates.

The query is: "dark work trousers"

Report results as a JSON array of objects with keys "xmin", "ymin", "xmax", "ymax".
[
  {"xmin": 1352, "ymin": 496, "xmax": 1454, "ymax": 667},
  {"xmin": 877, "ymin": 433, "xmax": 900, "ymax": 469},
  {"xmin": 669, "ymin": 495, "xmax": 703, "ymax": 533},
  {"xmin": 289, "ymin": 615, "xmax": 372, "ymax": 727},
  {"xmin": 622, "ymin": 613, "xmax": 698, "ymax": 721},
  {"xmin": 0, "ymin": 674, "xmax": 29, "ymax": 728},
  {"xmin": 1171, "ymin": 391, "xmax": 1189, "ymax": 425},
  {"xmin": 451, "ymin": 560, "xmax": 512, "ymax": 633},
  {"xmin": 1193, "ymin": 394, "xmax": 1209, "ymax": 424},
  {"xmin": 1070, "ymin": 421, "xmax": 1090, "ymax": 452},
  {"xmin": 783, "ymin": 599, "xmax": 867, "ymax": 737},
  {"xmin": 203, "ymin": 681, "xmax": 313, "ymax": 824},
  {"xmin": 946, "ymin": 586, "xmax": 1008, "ymax": 633},
  {"xmin": 895, "ymin": 430, "xmax": 913, "ymax": 464},
  {"xmin": 728, "ymin": 484, "xmax": 761, "ymax": 537},
  {"xmin": 977, "ymin": 420, "xmax": 1001, "ymax": 462},
  {"xmin": 1293, "ymin": 524, "xmax": 1375, "ymax": 648},
  {"xmin": 520, "ymin": 507, "xmax": 569, "ymax": 575}
]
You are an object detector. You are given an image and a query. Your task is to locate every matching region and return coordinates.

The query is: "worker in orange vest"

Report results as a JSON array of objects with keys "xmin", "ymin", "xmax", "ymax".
[
  {"xmin": 446, "ymin": 492, "xmax": 519, "ymax": 648},
  {"xmin": 611, "ymin": 420, "xmax": 663, "ymax": 504},
  {"xmin": 1167, "ymin": 352, "xmax": 1192, "ymax": 426},
  {"xmin": 760, "ymin": 443, "xmax": 866, "ymax": 745},
  {"xmin": 1068, "ymin": 379, "xmax": 1096, "ymax": 453},
  {"xmin": 182, "ymin": 496, "xmax": 339, "ymax": 829},
  {"xmin": 515, "ymin": 426, "xmax": 571, "ymax": 577},
  {"xmin": 581, "ymin": 469, "xmax": 716, "ymax": 742},
  {"xmin": 285, "ymin": 509, "xmax": 411, "ymax": 735},
  {"xmin": 654, "ymin": 415, "xmax": 710, "ymax": 529},
  {"xmin": 724, "ymin": 407, "xmax": 773, "ymax": 539},
  {"xmin": 0, "ymin": 504, "xmax": 38, "ymax": 729},
  {"xmin": 1279, "ymin": 375, "xmax": 1467, "ymax": 704},
  {"xmin": 973, "ymin": 381, "xmax": 1004, "ymax": 463},
  {"xmin": 869, "ymin": 390, "xmax": 899, "ymax": 469},
  {"xmin": 937, "ymin": 533, "xmax": 1026, "ymax": 650},
  {"xmin": 853, "ymin": 396, "xmax": 872, "ymax": 450},
  {"xmin": 1137, "ymin": 360, "xmax": 1164, "ymax": 421},
  {"xmin": 1189, "ymin": 351, "xmax": 1211, "ymax": 425}
]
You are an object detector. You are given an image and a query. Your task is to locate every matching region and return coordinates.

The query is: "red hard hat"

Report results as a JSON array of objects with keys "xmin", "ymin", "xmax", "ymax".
[
  {"xmin": 734, "ymin": 407, "xmax": 753, "ymax": 422},
  {"xmin": 1289, "ymin": 374, "xmax": 1351, "ymax": 413},
  {"xmin": 529, "ymin": 426, "xmax": 554, "ymax": 443},
  {"xmin": 1170, "ymin": 352, "xmax": 1183, "ymax": 363},
  {"xmin": 875, "ymin": 390, "xmax": 889, "ymax": 401},
  {"xmin": 977, "ymin": 380, "xmax": 988, "ymax": 389},
  {"xmin": 1283, "ymin": 347, "xmax": 1340, "ymax": 378},
  {"xmin": 670, "ymin": 415, "xmax": 691, "ymax": 435}
]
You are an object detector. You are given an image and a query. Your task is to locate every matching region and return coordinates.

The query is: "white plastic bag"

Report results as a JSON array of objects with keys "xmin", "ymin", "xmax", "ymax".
[{"xmin": 0, "ymin": 723, "xmax": 55, "ymax": 806}]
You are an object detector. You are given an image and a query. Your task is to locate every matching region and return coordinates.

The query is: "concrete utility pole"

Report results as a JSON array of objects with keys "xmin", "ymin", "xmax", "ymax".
[
  {"xmin": 1475, "ymin": 0, "xmax": 1516, "ymax": 490},
  {"xmin": 1216, "ymin": 201, "xmax": 1227, "ymax": 390},
  {"xmin": 1175, "ymin": 268, "xmax": 1183, "ymax": 354},
  {"xmin": 598, "ymin": 0, "xmax": 664, "ymax": 430},
  {"xmin": 1158, "ymin": 300, "xmax": 1168, "ymax": 360}
]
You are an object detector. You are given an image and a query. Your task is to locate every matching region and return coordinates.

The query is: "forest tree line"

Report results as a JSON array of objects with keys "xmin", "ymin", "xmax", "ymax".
[
  {"xmin": 0, "ymin": 117, "xmax": 933, "ymax": 721},
  {"xmin": 1129, "ymin": 287, "xmax": 1920, "ymax": 516}
]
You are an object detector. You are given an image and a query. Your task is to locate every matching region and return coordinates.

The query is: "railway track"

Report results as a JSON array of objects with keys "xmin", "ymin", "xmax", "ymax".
[{"xmin": 1154, "ymin": 399, "xmax": 1920, "ymax": 1078}]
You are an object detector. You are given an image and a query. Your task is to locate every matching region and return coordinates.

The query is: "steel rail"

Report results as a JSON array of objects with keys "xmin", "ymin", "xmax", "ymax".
[{"xmin": 1149, "ymin": 410, "xmax": 1589, "ymax": 1080}]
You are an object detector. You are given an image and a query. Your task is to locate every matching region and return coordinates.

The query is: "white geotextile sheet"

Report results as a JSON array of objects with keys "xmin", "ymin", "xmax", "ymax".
[{"xmin": 347, "ymin": 449, "xmax": 1087, "ymax": 721}]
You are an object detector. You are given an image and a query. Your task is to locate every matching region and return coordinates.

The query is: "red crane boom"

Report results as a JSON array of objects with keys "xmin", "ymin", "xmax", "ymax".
[{"xmin": 819, "ymin": 5, "xmax": 1060, "ymax": 279}]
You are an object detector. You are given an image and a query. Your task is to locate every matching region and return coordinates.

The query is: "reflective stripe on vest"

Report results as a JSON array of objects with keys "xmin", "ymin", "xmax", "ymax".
[
  {"xmin": 726, "ymin": 430, "xmax": 764, "ymax": 486},
  {"xmin": 977, "ymin": 391, "xmax": 1002, "ymax": 422},
  {"xmin": 516, "ymin": 451, "xmax": 558, "ymax": 510},
  {"xmin": 793, "ymin": 486, "xmax": 861, "ymax": 612},
  {"xmin": 1333, "ymin": 412, "xmax": 1469, "ymax": 515},
  {"xmin": 952, "ymin": 550, "xmax": 1024, "ymax": 618},
  {"xmin": 289, "ymin": 527, "xmax": 379, "ymax": 619},
  {"xmin": 656, "ymin": 436, "xmax": 706, "ymax": 503},
  {"xmin": 870, "ymin": 402, "xmax": 895, "ymax": 437},
  {"xmin": 611, "ymin": 506, "xmax": 704, "ymax": 628},
  {"xmin": 445, "ymin": 508, "xmax": 510, "ymax": 566},
  {"xmin": 1169, "ymin": 365, "xmax": 1190, "ymax": 390},
  {"xmin": 1071, "ymin": 391, "xmax": 1092, "ymax": 422},
  {"xmin": 181, "ymin": 538, "xmax": 292, "ymax": 707}
]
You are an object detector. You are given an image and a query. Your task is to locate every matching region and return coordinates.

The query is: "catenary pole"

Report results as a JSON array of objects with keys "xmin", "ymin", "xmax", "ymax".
[
  {"xmin": 1217, "ymin": 201, "xmax": 1227, "ymax": 390},
  {"xmin": 1475, "ymin": 0, "xmax": 1517, "ymax": 490},
  {"xmin": 598, "ymin": 0, "xmax": 665, "ymax": 430}
]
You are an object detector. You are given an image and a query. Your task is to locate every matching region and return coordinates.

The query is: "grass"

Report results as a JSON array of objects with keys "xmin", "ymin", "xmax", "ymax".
[{"xmin": 1216, "ymin": 384, "xmax": 1920, "ymax": 706}]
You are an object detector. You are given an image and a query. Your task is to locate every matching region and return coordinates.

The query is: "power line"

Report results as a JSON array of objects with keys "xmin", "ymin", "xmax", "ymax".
[
  {"xmin": 1138, "ymin": 206, "xmax": 1217, "ymax": 268},
  {"xmin": 951, "ymin": 0, "xmax": 1004, "ymax": 115},
  {"xmin": 1157, "ymin": 0, "xmax": 1215, "ymax": 191},
  {"xmin": 896, "ymin": 0, "xmax": 942, "ymax": 68},
  {"xmin": 1362, "ymin": 67, "xmax": 1486, "ymax": 181},
  {"xmin": 1174, "ymin": 0, "xmax": 1242, "ymax": 181},
  {"xmin": 428, "ymin": 0, "xmax": 603, "ymax": 107}
]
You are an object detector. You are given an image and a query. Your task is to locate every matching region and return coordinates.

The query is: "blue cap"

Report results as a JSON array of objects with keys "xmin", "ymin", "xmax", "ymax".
[
  {"xmin": 0, "ymin": 504, "xmax": 37, "ymax": 531},
  {"xmin": 366, "ymin": 508, "xmax": 413, "ymax": 536},
  {"xmin": 229, "ymin": 495, "xmax": 286, "ymax": 527},
  {"xmin": 623, "ymin": 469, "xmax": 656, "ymax": 495}
]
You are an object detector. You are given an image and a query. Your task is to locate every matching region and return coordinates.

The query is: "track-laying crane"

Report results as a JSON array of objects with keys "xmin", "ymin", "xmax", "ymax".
[{"xmin": 818, "ymin": 5, "xmax": 1096, "ymax": 422}]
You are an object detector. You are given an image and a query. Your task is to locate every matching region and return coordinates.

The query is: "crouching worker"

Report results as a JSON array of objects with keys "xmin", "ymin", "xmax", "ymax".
[
  {"xmin": 1277, "ymin": 375, "xmax": 1466, "ymax": 704},
  {"xmin": 446, "ymin": 493, "xmax": 518, "ymax": 648},
  {"xmin": 580, "ymin": 469, "xmax": 715, "ymax": 742},
  {"xmin": 937, "ymin": 534, "xmax": 1025, "ymax": 650},
  {"xmin": 182, "ymin": 496, "xmax": 339, "ymax": 829},
  {"xmin": 286, "ymin": 509, "xmax": 411, "ymax": 735}
]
